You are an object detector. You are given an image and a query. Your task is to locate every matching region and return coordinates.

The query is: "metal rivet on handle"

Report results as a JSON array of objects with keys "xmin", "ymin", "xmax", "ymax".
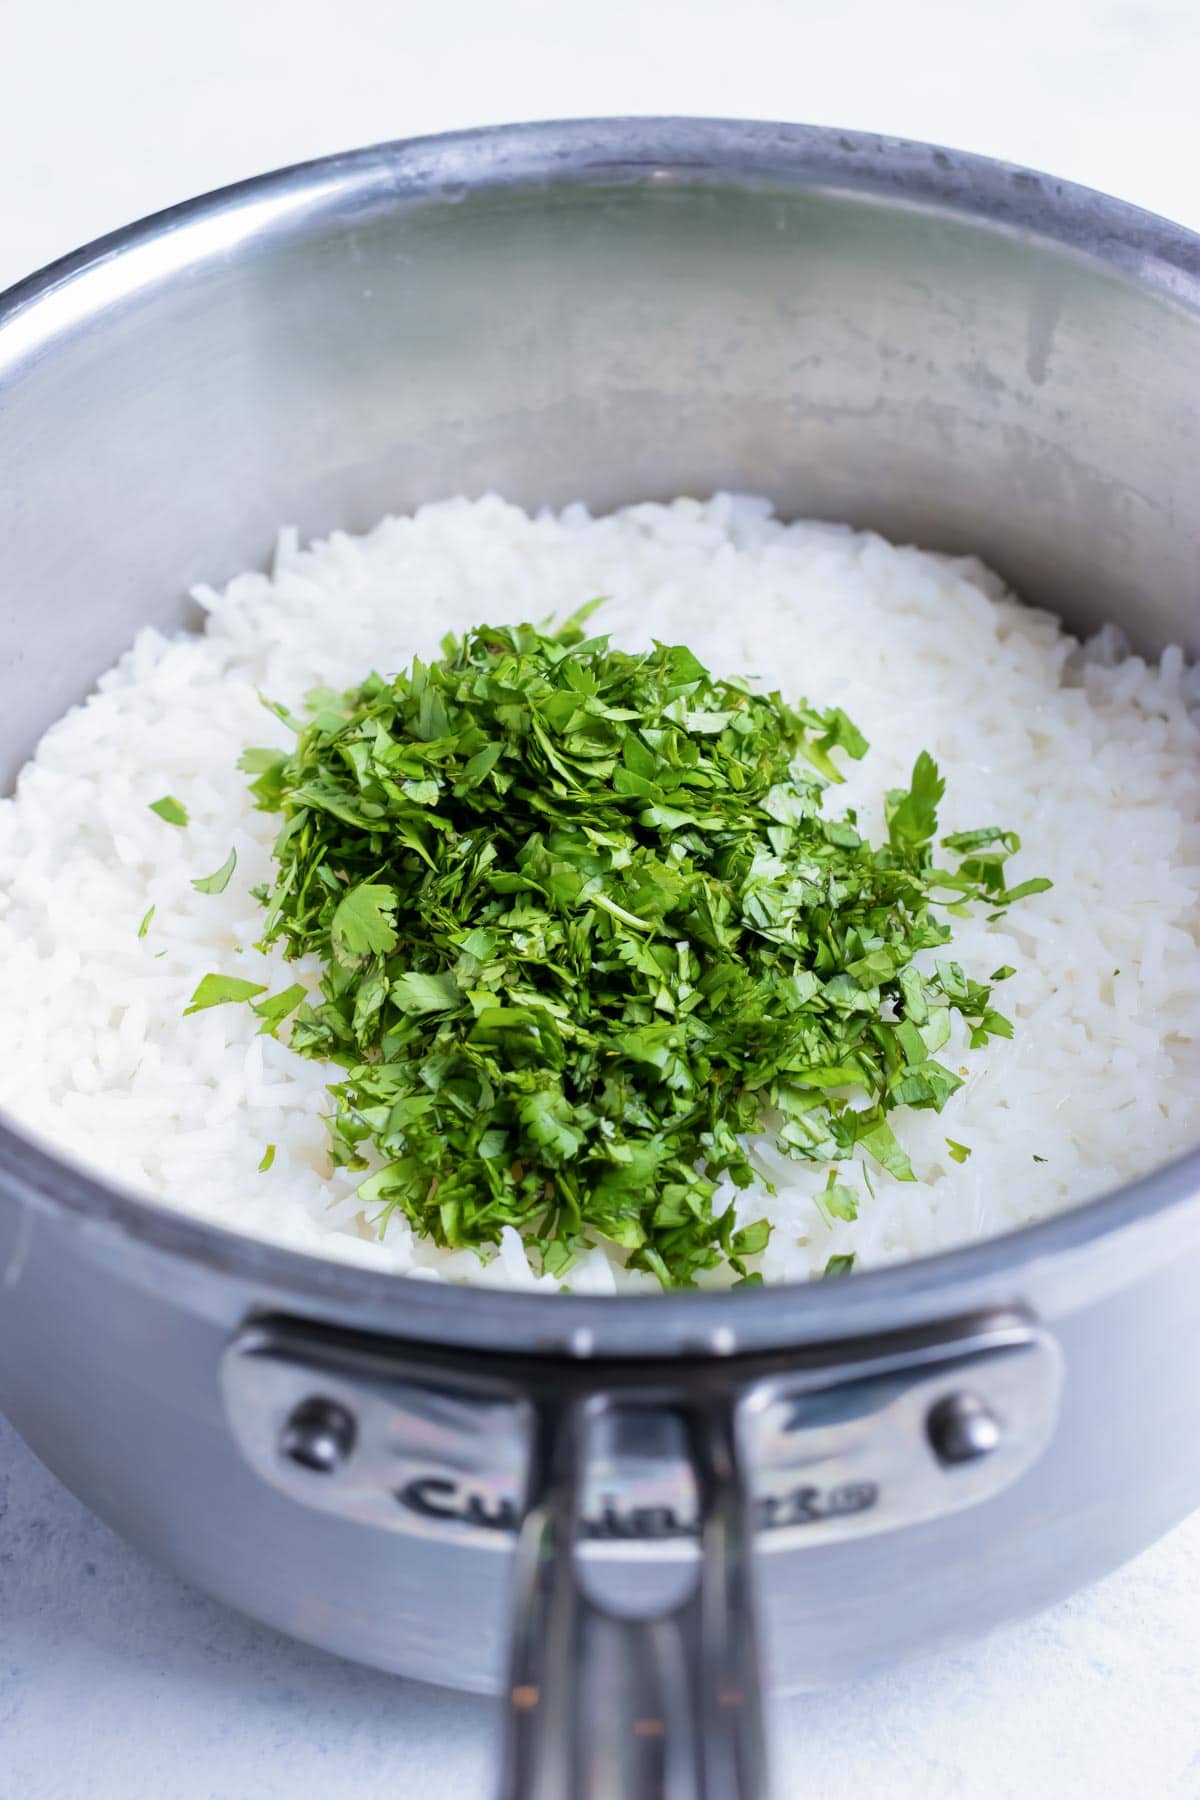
[
  {"xmin": 279, "ymin": 1395, "xmax": 357, "ymax": 1474},
  {"xmin": 926, "ymin": 1391, "xmax": 1002, "ymax": 1466}
]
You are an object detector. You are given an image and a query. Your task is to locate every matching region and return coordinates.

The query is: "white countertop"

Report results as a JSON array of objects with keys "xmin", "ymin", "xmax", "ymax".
[{"xmin": 3, "ymin": 2, "xmax": 1200, "ymax": 1793}]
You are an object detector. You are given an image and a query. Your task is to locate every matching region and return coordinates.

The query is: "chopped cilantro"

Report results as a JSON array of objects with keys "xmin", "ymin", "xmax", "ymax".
[
  {"xmin": 945, "ymin": 1138, "xmax": 972, "ymax": 1163},
  {"xmin": 823, "ymin": 1253, "xmax": 856, "ymax": 1278},
  {"xmin": 137, "ymin": 905, "xmax": 155, "ymax": 939},
  {"xmin": 258, "ymin": 1143, "xmax": 276, "ymax": 1172},
  {"xmin": 200, "ymin": 617, "xmax": 1042, "ymax": 1287}
]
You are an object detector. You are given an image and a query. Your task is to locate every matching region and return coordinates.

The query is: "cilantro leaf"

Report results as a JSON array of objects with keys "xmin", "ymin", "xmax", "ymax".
[
  {"xmin": 184, "ymin": 973, "xmax": 268, "ymax": 1014},
  {"xmin": 331, "ymin": 884, "xmax": 399, "ymax": 963},
  {"xmin": 518, "ymin": 1088, "xmax": 585, "ymax": 1162},
  {"xmin": 149, "ymin": 795, "xmax": 188, "ymax": 828},
  {"xmin": 997, "ymin": 877, "xmax": 1053, "ymax": 905},
  {"xmin": 192, "ymin": 848, "xmax": 237, "ymax": 895},
  {"xmin": 886, "ymin": 752, "xmax": 945, "ymax": 852},
  {"xmin": 391, "ymin": 971, "xmax": 462, "ymax": 1015},
  {"xmin": 251, "ymin": 984, "xmax": 307, "ymax": 1034},
  {"xmin": 816, "ymin": 1174, "xmax": 860, "ymax": 1224},
  {"xmin": 823, "ymin": 1253, "xmax": 856, "ymax": 1278},
  {"xmin": 856, "ymin": 1117, "xmax": 916, "ymax": 1182},
  {"xmin": 730, "ymin": 1218, "xmax": 771, "ymax": 1258},
  {"xmin": 238, "ymin": 747, "xmax": 287, "ymax": 773}
]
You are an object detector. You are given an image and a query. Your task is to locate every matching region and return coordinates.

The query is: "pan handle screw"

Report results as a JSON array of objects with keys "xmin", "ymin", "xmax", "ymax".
[
  {"xmin": 927, "ymin": 1391, "xmax": 1002, "ymax": 1466},
  {"xmin": 279, "ymin": 1395, "xmax": 357, "ymax": 1474}
]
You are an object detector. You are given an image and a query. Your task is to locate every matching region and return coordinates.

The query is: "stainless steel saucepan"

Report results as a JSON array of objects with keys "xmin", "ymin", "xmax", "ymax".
[{"xmin": 1, "ymin": 119, "xmax": 1198, "ymax": 1800}]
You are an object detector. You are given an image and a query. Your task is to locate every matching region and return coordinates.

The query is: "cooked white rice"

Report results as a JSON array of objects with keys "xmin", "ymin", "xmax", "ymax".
[{"xmin": 1, "ymin": 494, "xmax": 1197, "ymax": 1293}]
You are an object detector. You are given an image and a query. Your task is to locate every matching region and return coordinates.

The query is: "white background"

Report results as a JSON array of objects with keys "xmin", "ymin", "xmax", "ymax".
[{"xmin": 2, "ymin": 1, "xmax": 1200, "ymax": 1794}]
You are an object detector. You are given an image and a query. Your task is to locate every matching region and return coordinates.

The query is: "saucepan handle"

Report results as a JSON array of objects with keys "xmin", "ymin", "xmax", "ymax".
[
  {"xmin": 498, "ymin": 1390, "xmax": 766, "ymax": 1800},
  {"xmin": 221, "ymin": 1307, "xmax": 1061, "ymax": 1800}
]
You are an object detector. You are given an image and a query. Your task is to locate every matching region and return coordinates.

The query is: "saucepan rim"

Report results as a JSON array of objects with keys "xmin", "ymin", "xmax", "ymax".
[{"xmin": 2, "ymin": 115, "xmax": 1198, "ymax": 1356}]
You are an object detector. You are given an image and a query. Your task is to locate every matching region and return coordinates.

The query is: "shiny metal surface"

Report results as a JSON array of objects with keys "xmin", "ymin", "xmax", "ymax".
[
  {"xmin": 1, "ymin": 120, "xmax": 1200, "ymax": 1742},
  {"xmin": 224, "ymin": 1312, "xmax": 1061, "ymax": 1797},
  {"xmin": 279, "ymin": 1395, "xmax": 357, "ymax": 1475},
  {"xmin": 927, "ymin": 1391, "xmax": 1003, "ymax": 1465},
  {"xmin": 501, "ymin": 1394, "xmax": 763, "ymax": 1800},
  {"xmin": 222, "ymin": 1312, "xmax": 1061, "ymax": 1554}
]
